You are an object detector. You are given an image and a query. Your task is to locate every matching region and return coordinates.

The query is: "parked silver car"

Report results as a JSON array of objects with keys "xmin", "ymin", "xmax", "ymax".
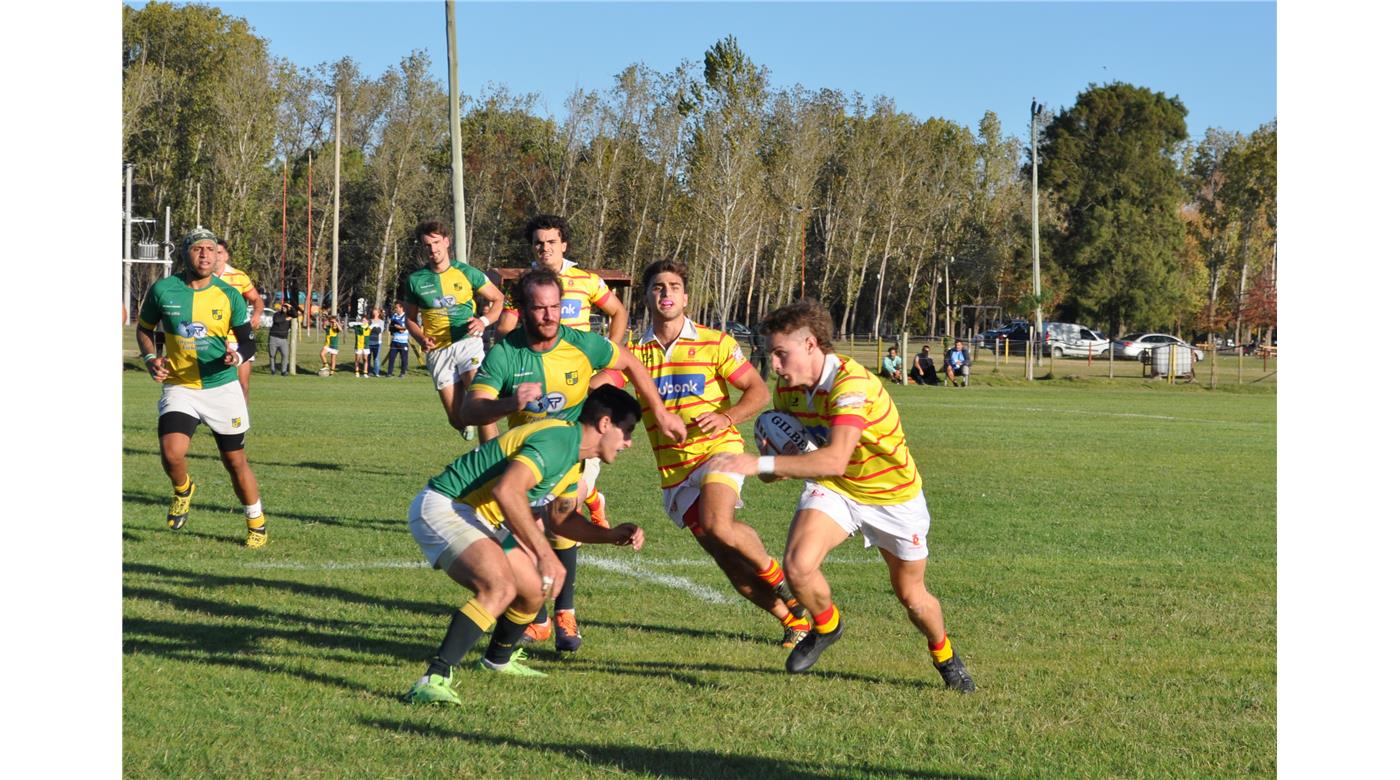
[
  {"xmin": 1043, "ymin": 322, "xmax": 1111, "ymax": 358},
  {"xmin": 1113, "ymin": 333, "xmax": 1204, "ymax": 362}
]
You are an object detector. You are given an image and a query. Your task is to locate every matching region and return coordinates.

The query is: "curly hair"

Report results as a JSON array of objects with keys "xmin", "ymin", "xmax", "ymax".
[{"xmin": 761, "ymin": 299, "xmax": 834, "ymax": 353}]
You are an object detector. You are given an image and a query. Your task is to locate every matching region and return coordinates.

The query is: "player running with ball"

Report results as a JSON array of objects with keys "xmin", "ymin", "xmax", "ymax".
[{"xmin": 710, "ymin": 299, "xmax": 975, "ymax": 691}]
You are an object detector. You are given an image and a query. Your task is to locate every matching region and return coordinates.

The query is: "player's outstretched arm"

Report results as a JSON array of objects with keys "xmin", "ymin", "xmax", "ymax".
[
  {"xmin": 616, "ymin": 348, "xmax": 687, "ymax": 442},
  {"xmin": 544, "ymin": 496, "xmax": 645, "ymax": 550},
  {"xmin": 492, "ymin": 461, "xmax": 566, "ymax": 598},
  {"xmin": 459, "ymin": 386, "xmax": 541, "ymax": 426}
]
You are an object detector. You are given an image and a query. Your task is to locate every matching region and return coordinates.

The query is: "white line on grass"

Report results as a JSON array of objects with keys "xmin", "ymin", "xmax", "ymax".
[{"xmin": 579, "ymin": 554, "xmax": 737, "ymax": 604}]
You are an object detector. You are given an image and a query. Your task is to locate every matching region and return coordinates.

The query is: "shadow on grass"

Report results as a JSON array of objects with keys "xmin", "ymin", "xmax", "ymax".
[
  {"xmin": 123, "ymin": 446, "xmax": 409, "ymax": 477},
  {"xmin": 546, "ymin": 655, "xmax": 935, "ymax": 690},
  {"xmin": 364, "ymin": 719, "xmax": 986, "ymax": 779},
  {"xmin": 121, "ymin": 490, "xmax": 405, "ymax": 532},
  {"xmin": 124, "ymin": 561, "xmax": 445, "ymax": 616},
  {"xmin": 584, "ymin": 618, "xmax": 770, "ymax": 645}
]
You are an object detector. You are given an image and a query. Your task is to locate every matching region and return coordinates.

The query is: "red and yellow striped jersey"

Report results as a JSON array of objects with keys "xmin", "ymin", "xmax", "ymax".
[
  {"xmin": 773, "ymin": 353, "xmax": 922, "ymax": 504},
  {"xmin": 503, "ymin": 260, "xmax": 614, "ymax": 331},
  {"xmin": 627, "ymin": 319, "xmax": 753, "ymax": 488},
  {"xmin": 217, "ymin": 264, "xmax": 256, "ymax": 297}
]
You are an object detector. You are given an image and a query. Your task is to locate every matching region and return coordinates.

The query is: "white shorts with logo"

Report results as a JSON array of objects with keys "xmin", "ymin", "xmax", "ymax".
[
  {"xmin": 408, "ymin": 487, "xmax": 512, "ymax": 570},
  {"xmin": 427, "ymin": 337, "xmax": 485, "ymax": 390},
  {"xmin": 797, "ymin": 482, "xmax": 931, "ymax": 561},
  {"xmin": 355, "ymin": 348, "xmax": 370, "ymax": 356},
  {"xmin": 158, "ymin": 382, "xmax": 250, "ymax": 436},
  {"xmin": 660, "ymin": 461, "xmax": 745, "ymax": 529}
]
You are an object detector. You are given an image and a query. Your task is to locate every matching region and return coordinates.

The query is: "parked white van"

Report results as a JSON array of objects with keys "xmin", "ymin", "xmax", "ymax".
[{"xmin": 1043, "ymin": 322, "xmax": 1110, "ymax": 358}]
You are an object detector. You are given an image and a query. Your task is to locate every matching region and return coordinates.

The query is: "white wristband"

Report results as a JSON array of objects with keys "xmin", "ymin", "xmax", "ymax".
[
  {"xmin": 757, "ymin": 456, "xmax": 776, "ymax": 475},
  {"xmin": 477, "ymin": 316, "xmax": 490, "ymax": 328}
]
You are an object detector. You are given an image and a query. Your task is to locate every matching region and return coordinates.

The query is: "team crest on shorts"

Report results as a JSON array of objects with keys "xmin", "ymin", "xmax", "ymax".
[
  {"xmin": 911, "ymin": 533, "xmax": 922, "ymax": 547},
  {"xmin": 232, "ymin": 417, "xmax": 243, "ymax": 428}
]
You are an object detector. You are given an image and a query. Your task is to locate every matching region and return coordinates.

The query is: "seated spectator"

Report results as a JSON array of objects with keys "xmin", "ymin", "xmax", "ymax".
[
  {"xmin": 910, "ymin": 345, "xmax": 938, "ymax": 385},
  {"xmin": 880, "ymin": 347, "xmax": 904, "ymax": 384},
  {"xmin": 943, "ymin": 340, "xmax": 971, "ymax": 387}
]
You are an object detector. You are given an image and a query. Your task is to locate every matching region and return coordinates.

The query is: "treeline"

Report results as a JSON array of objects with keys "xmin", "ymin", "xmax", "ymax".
[{"xmin": 122, "ymin": 2, "xmax": 1275, "ymax": 341}]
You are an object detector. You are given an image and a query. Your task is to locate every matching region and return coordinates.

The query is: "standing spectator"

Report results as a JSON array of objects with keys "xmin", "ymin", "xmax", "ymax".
[
  {"xmin": 910, "ymin": 345, "xmax": 937, "ymax": 385},
  {"xmin": 943, "ymin": 340, "xmax": 971, "ymax": 387},
  {"xmin": 386, "ymin": 302, "xmax": 411, "ymax": 377},
  {"xmin": 267, "ymin": 302, "xmax": 295, "ymax": 376},
  {"xmin": 320, "ymin": 315, "xmax": 341, "ymax": 375},
  {"xmin": 367, "ymin": 307, "xmax": 385, "ymax": 376},
  {"xmin": 880, "ymin": 347, "xmax": 904, "ymax": 384}
]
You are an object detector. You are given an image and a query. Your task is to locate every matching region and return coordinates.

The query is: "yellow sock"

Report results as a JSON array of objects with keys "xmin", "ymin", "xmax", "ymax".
[
  {"xmin": 781, "ymin": 612, "xmax": 811, "ymax": 629},
  {"xmin": 814, "ymin": 604, "xmax": 841, "ymax": 634},
  {"xmin": 929, "ymin": 635, "xmax": 954, "ymax": 664},
  {"xmin": 460, "ymin": 598, "xmax": 495, "ymax": 631},
  {"xmin": 757, "ymin": 558, "xmax": 784, "ymax": 587},
  {"xmin": 174, "ymin": 476, "xmax": 192, "ymax": 495}
]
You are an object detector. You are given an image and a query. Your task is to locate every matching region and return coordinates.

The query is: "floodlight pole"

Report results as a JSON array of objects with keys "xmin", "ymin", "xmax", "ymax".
[
  {"xmin": 1031, "ymin": 100, "xmax": 1044, "ymax": 366},
  {"xmin": 446, "ymin": 1, "xmax": 467, "ymax": 263}
]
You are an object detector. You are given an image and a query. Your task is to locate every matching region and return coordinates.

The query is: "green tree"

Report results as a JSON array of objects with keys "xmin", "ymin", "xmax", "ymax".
[{"xmin": 1038, "ymin": 83, "xmax": 1189, "ymax": 335}]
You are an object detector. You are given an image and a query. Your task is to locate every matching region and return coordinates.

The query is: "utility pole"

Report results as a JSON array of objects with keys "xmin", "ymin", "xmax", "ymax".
[
  {"xmin": 447, "ymin": 1, "xmax": 467, "ymax": 264},
  {"xmin": 1030, "ymin": 99, "xmax": 1045, "ymax": 366},
  {"xmin": 331, "ymin": 91, "xmax": 342, "ymax": 319},
  {"xmin": 124, "ymin": 164, "xmax": 133, "ymax": 324}
]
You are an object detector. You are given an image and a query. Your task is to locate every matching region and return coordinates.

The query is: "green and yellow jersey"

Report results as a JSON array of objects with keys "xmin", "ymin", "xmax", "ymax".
[
  {"xmin": 324, "ymin": 325, "xmax": 340, "ymax": 349},
  {"xmin": 426, "ymin": 419, "xmax": 583, "ymax": 528},
  {"xmin": 469, "ymin": 325, "xmax": 620, "ymax": 429},
  {"xmin": 350, "ymin": 321, "xmax": 369, "ymax": 350},
  {"xmin": 405, "ymin": 261, "xmax": 492, "ymax": 346},
  {"xmin": 773, "ymin": 353, "xmax": 922, "ymax": 505},
  {"xmin": 138, "ymin": 275, "xmax": 249, "ymax": 389}
]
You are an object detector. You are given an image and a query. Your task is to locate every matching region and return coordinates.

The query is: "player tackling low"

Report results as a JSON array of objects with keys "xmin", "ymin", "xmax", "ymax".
[
  {"xmin": 135, "ymin": 228, "xmax": 269, "ymax": 548},
  {"xmin": 710, "ymin": 299, "xmax": 975, "ymax": 691},
  {"xmin": 613, "ymin": 260, "xmax": 813, "ymax": 646},
  {"xmin": 404, "ymin": 386, "xmax": 647, "ymax": 704}
]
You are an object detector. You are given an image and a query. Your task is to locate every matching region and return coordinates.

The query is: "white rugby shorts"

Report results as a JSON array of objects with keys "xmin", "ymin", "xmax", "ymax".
[
  {"xmin": 660, "ymin": 461, "xmax": 745, "ymax": 529},
  {"xmin": 427, "ymin": 336, "xmax": 485, "ymax": 390},
  {"xmin": 408, "ymin": 487, "xmax": 511, "ymax": 570},
  {"xmin": 796, "ymin": 482, "xmax": 931, "ymax": 561},
  {"xmin": 157, "ymin": 382, "xmax": 250, "ymax": 436}
]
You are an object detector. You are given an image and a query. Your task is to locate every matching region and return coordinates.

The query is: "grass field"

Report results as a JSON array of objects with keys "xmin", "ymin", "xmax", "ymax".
[{"xmin": 121, "ymin": 341, "xmax": 1276, "ymax": 778}]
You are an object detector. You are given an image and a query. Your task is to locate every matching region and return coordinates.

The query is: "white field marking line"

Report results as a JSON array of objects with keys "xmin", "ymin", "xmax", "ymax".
[
  {"xmin": 580, "ymin": 555, "xmax": 736, "ymax": 604},
  {"xmin": 921, "ymin": 401, "xmax": 1272, "ymax": 426}
]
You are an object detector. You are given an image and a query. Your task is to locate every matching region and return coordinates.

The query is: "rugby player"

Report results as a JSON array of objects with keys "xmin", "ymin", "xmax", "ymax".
[
  {"xmin": 135, "ymin": 228, "xmax": 268, "ymax": 548},
  {"xmin": 608, "ymin": 260, "xmax": 813, "ymax": 647},
  {"xmin": 213, "ymin": 239, "xmax": 264, "ymax": 401},
  {"xmin": 709, "ymin": 299, "xmax": 975, "ymax": 691},
  {"xmin": 461, "ymin": 268, "xmax": 685, "ymax": 651},
  {"xmin": 404, "ymin": 219, "xmax": 505, "ymax": 440},
  {"xmin": 404, "ymin": 386, "xmax": 647, "ymax": 704}
]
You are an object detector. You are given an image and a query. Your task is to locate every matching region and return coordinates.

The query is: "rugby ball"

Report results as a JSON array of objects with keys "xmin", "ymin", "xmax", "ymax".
[
  {"xmin": 317, "ymin": 367, "xmax": 330, "ymax": 377},
  {"xmin": 753, "ymin": 410, "xmax": 818, "ymax": 456}
]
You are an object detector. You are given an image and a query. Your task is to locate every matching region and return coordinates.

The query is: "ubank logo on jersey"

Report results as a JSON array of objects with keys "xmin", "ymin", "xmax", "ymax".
[
  {"xmin": 525, "ymin": 392, "xmax": 568, "ymax": 415},
  {"xmin": 560, "ymin": 299, "xmax": 582, "ymax": 319},
  {"xmin": 655, "ymin": 373, "xmax": 706, "ymax": 401}
]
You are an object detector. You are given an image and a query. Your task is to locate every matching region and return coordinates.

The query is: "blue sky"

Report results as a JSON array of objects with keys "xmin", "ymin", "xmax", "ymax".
[{"xmin": 196, "ymin": 1, "xmax": 1275, "ymax": 141}]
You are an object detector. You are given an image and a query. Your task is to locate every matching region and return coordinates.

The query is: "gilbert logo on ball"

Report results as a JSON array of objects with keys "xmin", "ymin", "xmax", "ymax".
[{"xmin": 753, "ymin": 410, "xmax": 818, "ymax": 456}]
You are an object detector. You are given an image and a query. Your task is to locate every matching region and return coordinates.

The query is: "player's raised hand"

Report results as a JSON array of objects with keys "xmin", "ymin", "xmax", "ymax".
[
  {"xmin": 514, "ymin": 382, "xmax": 544, "ymax": 410},
  {"xmin": 612, "ymin": 523, "xmax": 645, "ymax": 551}
]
